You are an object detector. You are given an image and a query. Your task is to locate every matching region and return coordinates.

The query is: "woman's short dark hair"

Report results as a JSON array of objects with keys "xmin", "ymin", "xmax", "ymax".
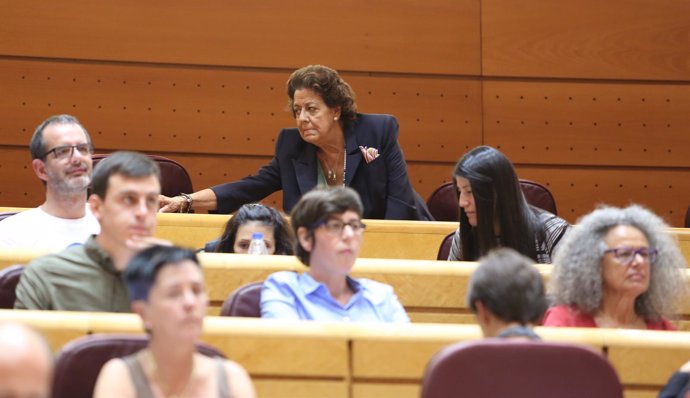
[
  {"xmin": 467, "ymin": 248, "xmax": 547, "ymax": 325},
  {"xmin": 290, "ymin": 187, "xmax": 363, "ymax": 265},
  {"xmin": 287, "ymin": 65, "xmax": 358, "ymax": 126},
  {"xmin": 454, "ymin": 146, "xmax": 540, "ymax": 261},
  {"xmin": 124, "ymin": 245, "xmax": 200, "ymax": 302},
  {"xmin": 214, "ymin": 203, "xmax": 294, "ymax": 255}
]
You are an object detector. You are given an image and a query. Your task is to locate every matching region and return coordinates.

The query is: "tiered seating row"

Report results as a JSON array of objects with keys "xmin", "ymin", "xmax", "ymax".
[
  {"xmin": 4, "ymin": 250, "xmax": 690, "ymax": 331},
  {"xmin": 1, "ymin": 310, "xmax": 688, "ymax": 398},
  {"xmin": 2, "ymin": 210, "xmax": 688, "ymax": 262},
  {"xmin": 156, "ymin": 213, "xmax": 690, "ymax": 262}
]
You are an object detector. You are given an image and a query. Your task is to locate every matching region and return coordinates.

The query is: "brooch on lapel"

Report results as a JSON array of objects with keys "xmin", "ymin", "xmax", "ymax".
[{"xmin": 359, "ymin": 146, "xmax": 380, "ymax": 164}]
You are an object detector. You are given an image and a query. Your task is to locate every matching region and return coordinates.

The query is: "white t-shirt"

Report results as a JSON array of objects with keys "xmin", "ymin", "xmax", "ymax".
[{"xmin": 0, "ymin": 206, "xmax": 100, "ymax": 252}]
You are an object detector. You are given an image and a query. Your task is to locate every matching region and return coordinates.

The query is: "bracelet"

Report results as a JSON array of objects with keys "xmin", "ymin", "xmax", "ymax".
[{"xmin": 180, "ymin": 193, "xmax": 193, "ymax": 213}]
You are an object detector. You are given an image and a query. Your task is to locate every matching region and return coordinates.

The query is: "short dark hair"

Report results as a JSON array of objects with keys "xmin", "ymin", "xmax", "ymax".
[
  {"xmin": 290, "ymin": 187, "xmax": 363, "ymax": 265},
  {"xmin": 467, "ymin": 248, "xmax": 547, "ymax": 325},
  {"xmin": 454, "ymin": 145, "xmax": 540, "ymax": 261},
  {"xmin": 30, "ymin": 114, "xmax": 92, "ymax": 160},
  {"xmin": 287, "ymin": 65, "xmax": 358, "ymax": 126},
  {"xmin": 124, "ymin": 245, "xmax": 200, "ymax": 302},
  {"xmin": 90, "ymin": 151, "xmax": 161, "ymax": 199},
  {"xmin": 214, "ymin": 203, "xmax": 294, "ymax": 255}
]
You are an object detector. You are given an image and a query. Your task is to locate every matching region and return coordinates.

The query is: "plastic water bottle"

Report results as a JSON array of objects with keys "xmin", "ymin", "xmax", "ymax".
[{"xmin": 247, "ymin": 232, "xmax": 268, "ymax": 255}]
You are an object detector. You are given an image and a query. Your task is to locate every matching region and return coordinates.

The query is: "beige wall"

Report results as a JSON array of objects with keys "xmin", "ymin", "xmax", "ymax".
[{"xmin": 1, "ymin": 0, "xmax": 688, "ymax": 225}]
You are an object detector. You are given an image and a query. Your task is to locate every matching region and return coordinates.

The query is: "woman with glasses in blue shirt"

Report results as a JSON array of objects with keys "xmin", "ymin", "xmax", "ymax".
[
  {"xmin": 260, "ymin": 187, "xmax": 410, "ymax": 323},
  {"xmin": 543, "ymin": 205, "xmax": 687, "ymax": 330}
]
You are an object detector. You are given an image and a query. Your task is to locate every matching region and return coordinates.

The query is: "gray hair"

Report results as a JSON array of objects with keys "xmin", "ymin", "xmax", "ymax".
[
  {"xmin": 549, "ymin": 204, "xmax": 687, "ymax": 321},
  {"xmin": 30, "ymin": 114, "xmax": 92, "ymax": 159}
]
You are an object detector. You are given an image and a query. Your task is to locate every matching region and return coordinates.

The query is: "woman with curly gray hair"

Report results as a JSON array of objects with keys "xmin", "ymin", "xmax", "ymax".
[{"xmin": 543, "ymin": 205, "xmax": 687, "ymax": 330}]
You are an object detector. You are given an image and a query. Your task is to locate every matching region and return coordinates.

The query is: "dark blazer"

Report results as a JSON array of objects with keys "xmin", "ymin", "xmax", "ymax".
[{"xmin": 211, "ymin": 113, "xmax": 430, "ymax": 220}]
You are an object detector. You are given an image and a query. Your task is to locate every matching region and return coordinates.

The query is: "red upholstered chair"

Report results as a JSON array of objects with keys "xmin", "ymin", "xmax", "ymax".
[
  {"xmin": 52, "ymin": 334, "xmax": 225, "ymax": 398},
  {"xmin": 220, "ymin": 282, "xmax": 263, "ymax": 317},
  {"xmin": 91, "ymin": 154, "xmax": 193, "ymax": 198},
  {"xmin": 436, "ymin": 232, "xmax": 455, "ymax": 261},
  {"xmin": 426, "ymin": 182, "xmax": 459, "ymax": 222},
  {"xmin": 421, "ymin": 339, "xmax": 623, "ymax": 398},
  {"xmin": 0, "ymin": 265, "xmax": 23, "ymax": 309},
  {"xmin": 519, "ymin": 179, "xmax": 558, "ymax": 215},
  {"xmin": 426, "ymin": 179, "xmax": 558, "ymax": 222}
]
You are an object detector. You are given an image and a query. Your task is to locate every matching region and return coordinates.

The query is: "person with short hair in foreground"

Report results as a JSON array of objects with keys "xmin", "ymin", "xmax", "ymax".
[
  {"xmin": 0, "ymin": 322, "xmax": 53, "ymax": 398},
  {"xmin": 544, "ymin": 205, "xmax": 687, "ymax": 330},
  {"xmin": 94, "ymin": 245, "xmax": 255, "ymax": 398},
  {"xmin": 261, "ymin": 187, "xmax": 410, "ymax": 323},
  {"xmin": 467, "ymin": 248, "xmax": 546, "ymax": 339}
]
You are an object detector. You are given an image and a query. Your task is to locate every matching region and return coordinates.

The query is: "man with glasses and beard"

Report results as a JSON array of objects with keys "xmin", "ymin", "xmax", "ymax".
[{"xmin": 0, "ymin": 114, "xmax": 99, "ymax": 251}]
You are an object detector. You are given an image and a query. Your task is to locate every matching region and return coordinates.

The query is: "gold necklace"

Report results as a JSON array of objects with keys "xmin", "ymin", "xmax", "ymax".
[
  {"xmin": 141, "ymin": 349, "xmax": 198, "ymax": 398},
  {"xmin": 320, "ymin": 148, "xmax": 346, "ymax": 185}
]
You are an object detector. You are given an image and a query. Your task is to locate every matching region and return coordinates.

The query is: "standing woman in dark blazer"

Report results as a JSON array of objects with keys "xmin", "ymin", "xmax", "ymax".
[{"xmin": 159, "ymin": 64, "xmax": 430, "ymax": 220}]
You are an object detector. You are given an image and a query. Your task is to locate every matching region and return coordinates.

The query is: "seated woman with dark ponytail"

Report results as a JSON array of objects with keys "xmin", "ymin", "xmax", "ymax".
[
  {"xmin": 448, "ymin": 146, "xmax": 570, "ymax": 263},
  {"xmin": 204, "ymin": 203, "xmax": 294, "ymax": 255}
]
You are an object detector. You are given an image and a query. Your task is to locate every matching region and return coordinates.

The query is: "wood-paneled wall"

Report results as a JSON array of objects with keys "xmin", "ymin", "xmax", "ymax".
[{"xmin": 0, "ymin": 0, "xmax": 688, "ymax": 225}]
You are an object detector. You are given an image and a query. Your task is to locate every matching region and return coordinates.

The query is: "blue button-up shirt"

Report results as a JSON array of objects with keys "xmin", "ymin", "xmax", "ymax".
[{"xmin": 260, "ymin": 271, "xmax": 410, "ymax": 323}]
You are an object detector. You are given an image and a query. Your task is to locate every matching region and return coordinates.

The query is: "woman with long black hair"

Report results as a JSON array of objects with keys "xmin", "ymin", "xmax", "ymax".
[{"xmin": 448, "ymin": 146, "xmax": 570, "ymax": 263}]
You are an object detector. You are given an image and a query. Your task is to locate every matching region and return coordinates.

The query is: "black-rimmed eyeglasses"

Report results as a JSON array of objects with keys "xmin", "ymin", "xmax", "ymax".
[
  {"xmin": 312, "ymin": 219, "xmax": 367, "ymax": 236},
  {"xmin": 41, "ymin": 143, "xmax": 94, "ymax": 160}
]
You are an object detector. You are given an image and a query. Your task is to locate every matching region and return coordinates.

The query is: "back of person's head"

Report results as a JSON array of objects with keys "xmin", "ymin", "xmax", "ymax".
[
  {"xmin": 124, "ymin": 245, "xmax": 200, "ymax": 302},
  {"xmin": 0, "ymin": 322, "xmax": 53, "ymax": 398},
  {"xmin": 286, "ymin": 64, "xmax": 357, "ymax": 125},
  {"xmin": 90, "ymin": 151, "xmax": 161, "ymax": 199},
  {"xmin": 467, "ymin": 248, "xmax": 546, "ymax": 326},
  {"xmin": 454, "ymin": 146, "xmax": 537, "ymax": 260},
  {"xmin": 215, "ymin": 203, "xmax": 294, "ymax": 255},
  {"xmin": 30, "ymin": 114, "xmax": 93, "ymax": 160},
  {"xmin": 290, "ymin": 186, "xmax": 363, "ymax": 265}
]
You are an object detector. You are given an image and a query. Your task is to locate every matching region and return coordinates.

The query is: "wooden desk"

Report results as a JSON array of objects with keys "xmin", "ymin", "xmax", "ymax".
[
  {"xmin": 2, "ymin": 310, "xmax": 687, "ymax": 398},
  {"xmin": 156, "ymin": 214, "xmax": 690, "ymax": 262},
  {"xmin": 0, "ymin": 310, "xmax": 349, "ymax": 398},
  {"xmin": 155, "ymin": 213, "xmax": 457, "ymax": 260},
  {"xmin": 3, "ymin": 252, "xmax": 690, "ymax": 330},
  {"xmin": 2, "ymin": 207, "xmax": 688, "ymax": 263}
]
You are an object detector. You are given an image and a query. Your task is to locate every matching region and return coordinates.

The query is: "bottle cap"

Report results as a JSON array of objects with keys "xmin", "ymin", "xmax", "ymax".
[{"xmin": 251, "ymin": 232, "xmax": 264, "ymax": 240}]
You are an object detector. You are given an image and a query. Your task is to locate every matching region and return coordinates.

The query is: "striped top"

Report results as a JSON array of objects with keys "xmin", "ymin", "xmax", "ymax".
[{"xmin": 448, "ymin": 210, "xmax": 571, "ymax": 263}]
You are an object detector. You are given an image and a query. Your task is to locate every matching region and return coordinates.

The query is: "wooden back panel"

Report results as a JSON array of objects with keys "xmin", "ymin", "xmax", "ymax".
[
  {"xmin": 482, "ymin": 0, "xmax": 690, "ymax": 80},
  {"xmin": 1, "ymin": 1, "xmax": 690, "ymax": 226},
  {"xmin": 0, "ymin": 1, "xmax": 480, "ymax": 75}
]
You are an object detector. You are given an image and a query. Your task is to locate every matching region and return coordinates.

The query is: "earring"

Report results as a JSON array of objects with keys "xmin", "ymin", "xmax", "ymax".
[{"xmin": 334, "ymin": 116, "xmax": 339, "ymax": 121}]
